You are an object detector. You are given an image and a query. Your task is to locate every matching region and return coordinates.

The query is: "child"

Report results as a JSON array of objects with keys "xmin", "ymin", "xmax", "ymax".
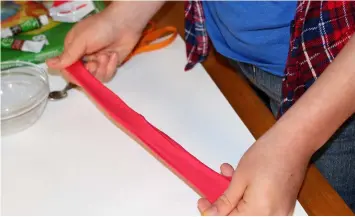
[{"xmin": 47, "ymin": 1, "xmax": 355, "ymax": 215}]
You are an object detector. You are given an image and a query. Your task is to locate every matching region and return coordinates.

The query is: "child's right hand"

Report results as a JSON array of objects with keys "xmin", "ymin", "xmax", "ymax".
[{"xmin": 47, "ymin": 2, "xmax": 163, "ymax": 83}]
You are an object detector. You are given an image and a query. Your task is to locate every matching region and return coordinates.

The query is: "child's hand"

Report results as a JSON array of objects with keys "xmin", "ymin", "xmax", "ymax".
[
  {"xmin": 197, "ymin": 136, "xmax": 311, "ymax": 216},
  {"xmin": 47, "ymin": 11, "xmax": 141, "ymax": 83},
  {"xmin": 47, "ymin": 2, "xmax": 165, "ymax": 83}
]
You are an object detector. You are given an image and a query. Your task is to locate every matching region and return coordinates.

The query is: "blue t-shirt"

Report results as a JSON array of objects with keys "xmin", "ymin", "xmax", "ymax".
[{"xmin": 202, "ymin": 1, "xmax": 297, "ymax": 77}]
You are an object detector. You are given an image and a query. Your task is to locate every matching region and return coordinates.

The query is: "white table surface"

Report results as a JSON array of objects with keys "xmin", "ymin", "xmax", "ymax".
[{"xmin": 1, "ymin": 36, "xmax": 307, "ymax": 215}]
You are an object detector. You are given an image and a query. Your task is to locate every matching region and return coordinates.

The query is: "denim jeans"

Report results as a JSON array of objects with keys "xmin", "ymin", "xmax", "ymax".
[{"xmin": 228, "ymin": 59, "xmax": 355, "ymax": 212}]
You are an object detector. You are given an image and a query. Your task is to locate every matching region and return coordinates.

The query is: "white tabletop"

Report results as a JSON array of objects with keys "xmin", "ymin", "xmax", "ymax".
[{"xmin": 1, "ymin": 36, "xmax": 307, "ymax": 215}]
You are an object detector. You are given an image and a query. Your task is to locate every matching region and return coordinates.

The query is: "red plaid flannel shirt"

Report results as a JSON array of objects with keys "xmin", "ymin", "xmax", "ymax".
[{"xmin": 184, "ymin": 1, "xmax": 355, "ymax": 116}]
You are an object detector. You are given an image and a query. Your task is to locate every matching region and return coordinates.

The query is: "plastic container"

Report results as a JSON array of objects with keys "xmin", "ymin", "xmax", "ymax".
[{"xmin": 1, "ymin": 61, "xmax": 49, "ymax": 136}]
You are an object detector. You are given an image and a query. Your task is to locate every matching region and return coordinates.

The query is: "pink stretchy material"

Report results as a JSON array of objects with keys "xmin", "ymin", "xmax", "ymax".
[{"xmin": 66, "ymin": 61, "xmax": 231, "ymax": 202}]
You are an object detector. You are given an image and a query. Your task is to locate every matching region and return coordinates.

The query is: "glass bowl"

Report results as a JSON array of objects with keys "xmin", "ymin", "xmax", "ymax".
[{"xmin": 1, "ymin": 61, "xmax": 50, "ymax": 136}]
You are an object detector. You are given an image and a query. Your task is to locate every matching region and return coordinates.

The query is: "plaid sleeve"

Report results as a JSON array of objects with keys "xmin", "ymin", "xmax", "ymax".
[
  {"xmin": 279, "ymin": 0, "xmax": 355, "ymax": 116},
  {"xmin": 184, "ymin": 1, "xmax": 210, "ymax": 71}
]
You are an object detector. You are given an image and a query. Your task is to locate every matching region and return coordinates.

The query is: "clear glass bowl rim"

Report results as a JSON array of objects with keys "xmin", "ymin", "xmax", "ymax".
[{"xmin": 1, "ymin": 60, "xmax": 49, "ymax": 120}]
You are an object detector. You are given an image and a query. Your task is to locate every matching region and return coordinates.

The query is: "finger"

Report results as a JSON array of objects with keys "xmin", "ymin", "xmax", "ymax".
[
  {"xmin": 202, "ymin": 194, "xmax": 235, "ymax": 216},
  {"xmin": 228, "ymin": 208, "xmax": 242, "ymax": 216},
  {"xmin": 235, "ymin": 197, "xmax": 249, "ymax": 215},
  {"xmin": 218, "ymin": 199, "xmax": 249, "ymax": 216},
  {"xmin": 220, "ymin": 163, "xmax": 234, "ymax": 177},
  {"xmin": 98, "ymin": 46, "xmax": 122, "ymax": 61},
  {"xmin": 233, "ymin": 197, "xmax": 276, "ymax": 216},
  {"xmin": 61, "ymin": 69, "xmax": 78, "ymax": 85},
  {"xmin": 197, "ymin": 198, "xmax": 212, "ymax": 215},
  {"xmin": 95, "ymin": 54, "xmax": 110, "ymax": 81},
  {"xmin": 83, "ymin": 54, "xmax": 97, "ymax": 62},
  {"xmin": 47, "ymin": 36, "xmax": 86, "ymax": 70},
  {"xmin": 64, "ymin": 29, "xmax": 75, "ymax": 48},
  {"xmin": 103, "ymin": 52, "xmax": 118, "ymax": 82},
  {"xmin": 203, "ymin": 170, "xmax": 247, "ymax": 216},
  {"xmin": 85, "ymin": 61, "xmax": 98, "ymax": 76}
]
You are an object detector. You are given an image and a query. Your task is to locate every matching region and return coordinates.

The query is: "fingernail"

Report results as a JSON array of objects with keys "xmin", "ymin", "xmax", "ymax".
[{"xmin": 202, "ymin": 206, "xmax": 218, "ymax": 216}]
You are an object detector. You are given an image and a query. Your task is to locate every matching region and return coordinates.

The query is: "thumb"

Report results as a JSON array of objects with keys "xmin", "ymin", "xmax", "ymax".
[
  {"xmin": 47, "ymin": 38, "xmax": 85, "ymax": 70},
  {"xmin": 202, "ymin": 170, "xmax": 247, "ymax": 216}
]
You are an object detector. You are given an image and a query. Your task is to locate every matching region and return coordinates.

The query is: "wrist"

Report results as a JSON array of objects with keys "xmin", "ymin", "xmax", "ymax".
[
  {"xmin": 260, "ymin": 114, "xmax": 317, "ymax": 164},
  {"xmin": 272, "ymin": 36, "xmax": 355, "ymax": 157},
  {"xmin": 103, "ymin": 1, "xmax": 165, "ymax": 34}
]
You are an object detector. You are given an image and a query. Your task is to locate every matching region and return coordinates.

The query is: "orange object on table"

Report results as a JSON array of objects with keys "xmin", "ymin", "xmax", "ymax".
[{"xmin": 123, "ymin": 21, "xmax": 178, "ymax": 64}]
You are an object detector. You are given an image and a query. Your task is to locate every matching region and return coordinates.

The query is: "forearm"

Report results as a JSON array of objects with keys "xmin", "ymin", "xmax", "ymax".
[
  {"xmin": 266, "ymin": 36, "xmax": 355, "ymax": 157},
  {"xmin": 104, "ymin": 1, "xmax": 166, "ymax": 33}
]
